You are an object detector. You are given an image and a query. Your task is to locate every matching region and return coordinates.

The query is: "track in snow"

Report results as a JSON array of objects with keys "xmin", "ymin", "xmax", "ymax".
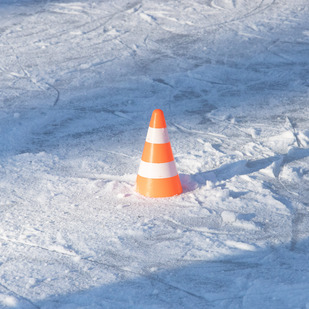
[{"xmin": 1, "ymin": 0, "xmax": 309, "ymax": 308}]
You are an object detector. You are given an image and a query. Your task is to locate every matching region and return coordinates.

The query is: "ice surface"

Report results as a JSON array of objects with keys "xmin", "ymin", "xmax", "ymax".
[{"xmin": 0, "ymin": 0, "xmax": 309, "ymax": 308}]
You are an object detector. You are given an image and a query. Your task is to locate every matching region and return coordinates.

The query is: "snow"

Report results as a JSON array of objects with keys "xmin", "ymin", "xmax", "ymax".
[{"xmin": 0, "ymin": 0, "xmax": 309, "ymax": 308}]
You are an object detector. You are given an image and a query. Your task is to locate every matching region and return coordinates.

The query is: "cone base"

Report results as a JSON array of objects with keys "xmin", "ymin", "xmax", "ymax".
[{"xmin": 136, "ymin": 175, "xmax": 183, "ymax": 198}]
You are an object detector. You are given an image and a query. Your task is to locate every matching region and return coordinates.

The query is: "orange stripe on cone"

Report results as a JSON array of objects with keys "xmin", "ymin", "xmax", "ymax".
[
  {"xmin": 136, "ymin": 175, "xmax": 183, "ymax": 198},
  {"xmin": 136, "ymin": 109, "xmax": 182, "ymax": 198},
  {"xmin": 141, "ymin": 142, "xmax": 174, "ymax": 163}
]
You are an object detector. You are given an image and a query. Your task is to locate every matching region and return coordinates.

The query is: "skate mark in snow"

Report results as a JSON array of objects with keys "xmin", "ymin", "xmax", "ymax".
[
  {"xmin": 153, "ymin": 78, "xmax": 174, "ymax": 88},
  {"xmin": 200, "ymin": 0, "xmax": 276, "ymax": 30},
  {"xmin": 194, "ymin": 147, "xmax": 309, "ymax": 185},
  {"xmin": 0, "ymin": 236, "xmax": 78, "ymax": 258},
  {"xmin": 46, "ymin": 3, "xmax": 91, "ymax": 16},
  {"xmin": 290, "ymin": 210, "xmax": 309, "ymax": 251},
  {"xmin": 221, "ymin": 211, "xmax": 260, "ymax": 231},
  {"xmin": 0, "ymin": 281, "xmax": 39, "ymax": 309},
  {"xmin": 162, "ymin": 216, "xmax": 228, "ymax": 236},
  {"xmin": 4, "ymin": 37, "xmax": 60, "ymax": 107},
  {"xmin": 45, "ymin": 82, "xmax": 60, "ymax": 107},
  {"xmin": 285, "ymin": 116, "xmax": 304, "ymax": 148},
  {"xmin": 225, "ymin": 240, "xmax": 256, "ymax": 251},
  {"xmin": 171, "ymin": 122, "xmax": 226, "ymax": 139},
  {"xmin": 140, "ymin": 12, "xmax": 157, "ymax": 24},
  {"xmin": 148, "ymin": 273, "xmax": 211, "ymax": 306}
]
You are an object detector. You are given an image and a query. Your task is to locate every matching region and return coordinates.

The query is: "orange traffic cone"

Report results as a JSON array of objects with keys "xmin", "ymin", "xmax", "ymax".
[{"xmin": 136, "ymin": 109, "xmax": 183, "ymax": 198}]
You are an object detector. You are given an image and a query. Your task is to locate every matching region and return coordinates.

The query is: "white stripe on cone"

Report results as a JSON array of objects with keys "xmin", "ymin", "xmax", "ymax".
[
  {"xmin": 146, "ymin": 127, "xmax": 170, "ymax": 144},
  {"xmin": 138, "ymin": 160, "xmax": 178, "ymax": 179}
]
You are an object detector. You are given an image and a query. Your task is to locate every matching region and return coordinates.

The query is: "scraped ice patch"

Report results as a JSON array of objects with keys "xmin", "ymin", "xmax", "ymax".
[
  {"xmin": 226, "ymin": 240, "xmax": 256, "ymax": 251},
  {"xmin": 265, "ymin": 131, "xmax": 296, "ymax": 152},
  {"xmin": 114, "ymin": 111, "xmax": 132, "ymax": 120},
  {"xmin": 234, "ymin": 219, "xmax": 259, "ymax": 230},
  {"xmin": 259, "ymin": 156, "xmax": 283, "ymax": 178},
  {"xmin": 222, "ymin": 211, "xmax": 259, "ymax": 230},
  {"xmin": 72, "ymin": 256, "xmax": 81, "ymax": 263},
  {"xmin": 280, "ymin": 165, "xmax": 302, "ymax": 182},
  {"xmin": 202, "ymin": 142, "xmax": 225, "ymax": 154},
  {"xmin": 298, "ymin": 130, "xmax": 309, "ymax": 147},
  {"xmin": 201, "ymin": 185, "xmax": 230, "ymax": 202},
  {"xmin": 179, "ymin": 152, "xmax": 206, "ymax": 174},
  {"xmin": 95, "ymin": 174, "xmax": 135, "ymax": 195},
  {"xmin": 140, "ymin": 12, "xmax": 157, "ymax": 23},
  {"xmin": 221, "ymin": 211, "xmax": 236, "ymax": 223},
  {"xmin": 0, "ymin": 294, "xmax": 17, "ymax": 307},
  {"xmin": 243, "ymin": 128, "xmax": 261, "ymax": 139},
  {"xmin": 26, "ymin": 277, "xmax": 37, "ymax": 288},
  {"xmin": 47, "ymin": 245, "xmax": 77, "ymax": 257},
  {"xmin": 243, "ymin": 142, "xmax": 263, "ymax": 156}
]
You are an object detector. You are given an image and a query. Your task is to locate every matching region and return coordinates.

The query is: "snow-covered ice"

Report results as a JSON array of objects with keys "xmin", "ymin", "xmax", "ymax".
[{"xmin": 1, "ymin": 0, "xmax": 309, "ymax": 308}]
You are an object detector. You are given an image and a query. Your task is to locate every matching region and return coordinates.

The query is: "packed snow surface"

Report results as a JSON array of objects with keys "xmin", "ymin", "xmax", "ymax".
[{"xmin": 1, "ymin": 0, "xmax": 309, "ymax": 308}]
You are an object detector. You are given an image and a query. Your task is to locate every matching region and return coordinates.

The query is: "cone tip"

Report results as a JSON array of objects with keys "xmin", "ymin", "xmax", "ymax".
[{"xmin": 149, "ymin": 109, "xmax": 166, "ymax": 128}]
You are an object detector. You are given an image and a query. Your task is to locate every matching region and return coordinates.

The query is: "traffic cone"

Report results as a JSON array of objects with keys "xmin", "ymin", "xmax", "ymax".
[{"xmin": 136, "ymin": 109, "xmax": 183, "ymax": 198}]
